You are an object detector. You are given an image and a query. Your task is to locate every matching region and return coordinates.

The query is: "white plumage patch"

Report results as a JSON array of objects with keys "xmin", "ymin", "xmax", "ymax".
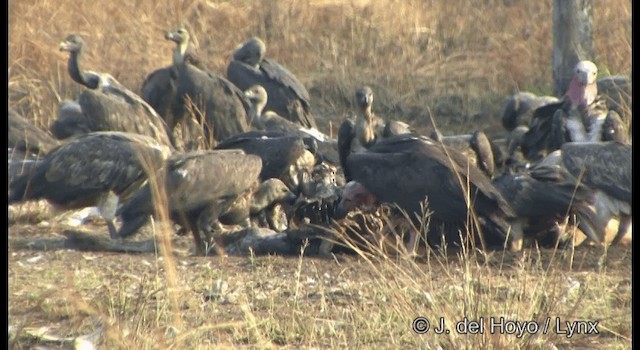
[
  {"xmin": 566, "ymin": 114, "xmax": 589, "ymax": 142},
  {"xmin": 299, "ymin": 127, "xmax": 329, "ymax": 142},
  {"xmin": 176, "ymin": 168, "xmax": 189, "ymax": 178}
]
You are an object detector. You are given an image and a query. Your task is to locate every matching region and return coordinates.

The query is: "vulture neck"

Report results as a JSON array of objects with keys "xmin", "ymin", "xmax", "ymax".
[
  {"xmin": 248, "ymin": 99, "xmax": 267, "ymax": 127},
  {"xmin": 567, "ymin": 77, "xmax": 598, "ymax": 110},
  {"xmin": 250, "ymin": 183, "xmax": 275, "ymax": 215},
  {"xmin": 172, "ymin": 41, "xmax": 189, "ymax": 65},
  {"xmin": 67, "ymin": 49, "xmax": 98, "ymax": 89},
  {"xmin": 356, "ymin": 105, "xmax": 377, "ymax": 147}
]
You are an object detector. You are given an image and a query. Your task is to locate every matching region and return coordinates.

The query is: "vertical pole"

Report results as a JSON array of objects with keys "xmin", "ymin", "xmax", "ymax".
[{"xmin": 552, "ymin": 0, "xmax": 594, "ymax": 97}]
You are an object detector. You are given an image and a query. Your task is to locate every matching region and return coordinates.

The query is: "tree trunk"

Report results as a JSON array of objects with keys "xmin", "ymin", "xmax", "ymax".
[{"xmin": 552, "ymin": 0, "xmax": 594, "ymax": 97}]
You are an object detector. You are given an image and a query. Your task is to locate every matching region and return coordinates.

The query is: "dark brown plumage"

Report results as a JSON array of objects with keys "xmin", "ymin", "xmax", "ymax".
[
  {"xmin": 116, "ymin": 150, "xmax": 263, "ymax": 255},
  {"xmin": 501, "ymin": 91, "xmax": 559, "ymax": 131},
  {"xmin": 219, "ymin": 178, "xmax": 297, "ymax": 229},
  {"xmin": 541, "ymin": 141, "xmax": 631, "ymax": 244},
  {"xmin": 215, "ymin": 131, "xmax": 316, "ymax": 191},
  {"xmin": 520, "ymin": 61, "xmax": 610, "ymax": 161},
  {"xmin": 171, "ymin": 58, "xmax": 251, "ymax": 147},
  {"xmin": 140, "ymin": 28, "xmax": 206, "ymax": 150},
  {"xmin": 244, "ymin": 84, "xmax": 329, "ymax": 141},
  {"xmin": 469, "ymin": 130, "xmax": 496, "ymax": 178},
  {"xmin": 54, "ymin": 34, "xmax": 173, "ymax": 148},
  {"xmin": 601, "ymin": 110, "xmax": 629, "ymax": 143},
  {"xmin": 336, "ymin": 132, "xmax": 521, "ymax": 250},
  {"xmin": 492, "ymin": 164, "xmax": 603, "ymax": 246},
  {"xmin": 8, "ymin": 107, "xmax": 60, "ymax": 156},
  {"xmin": 9, "ymin": 132, "xmax": 172, "ymax": 237},
  {"xmin": 227, "ymin": 37, "xmax": 317, "ymax": 129}
]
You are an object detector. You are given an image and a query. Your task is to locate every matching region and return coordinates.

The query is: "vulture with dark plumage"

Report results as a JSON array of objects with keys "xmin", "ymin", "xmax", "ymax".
[
  {"xmin": 8, "ymin": 132, "xmax": 172, "ymax": 237},
  {"xmin": 469, "ymin": 130, "xmax": 497, "ymax": 177},
  {"xmin": 243, "ymin": 84, "xmax": 340, "ymax": 165},
  {"xmin": 219, "ymin": 178, "xmax": 297, "ymax": 230},
  {"xmin": 8, "ymin": 107, "xmax": 60, "ymax": 156},
  {"xmin": 427, "ymin": 130, "xmax": 499, "ymax": 178},
  {"xmin": 541, "ymin": 141, "xmax": 631, "ymax": 245},
  {"xmin": 116, "ymin": 150, "xmax": 263, "ymax": 255},
  {"xmin": 53, "ymin": 35, "xmax": 173, "ymax": 148},
  {"xmin": 340, "ymin": 86, "xmax": 414, "ymax": 157},
  {"xmin": 336, "ymin": 132, "xmax": 521, "ymax": 251},
  {"xmin": 244, "ymin": 84, "xmax": 329, "ymax": 141},
  {"xmin": 140, "ymin": 27, "xmax": 206, "ymax": 148},
  {"xmin": 227, "ymin": 37, "xmax": 317, "ymax": 129},
  {"xmin": 171, "ymin": 50, "xmax": 251, "ymax": 147},
  {"xmin": 501, "ymin": 91, "xmax": 559, "ymax": 131},
  {"xmin": 492, "ymin": 164, "xmax": 603, "ymax": 247},
  {"xmin": 520, "ymin": 60, "xmax": 618, "ymax": 161},
  {"xmin": 214, "ymin": 131, "xmax": 316, "ymax": 192},
  {"xmin": 601, "ymin": 110, "xmax": 629, "ymax": 143}
]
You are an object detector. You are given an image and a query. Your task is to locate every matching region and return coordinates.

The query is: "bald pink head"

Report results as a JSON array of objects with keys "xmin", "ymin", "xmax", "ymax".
[
  {"xmin": 334, "ymin": 181, "xmax": 378, "ymax": 218},
  {"xmin": 567, "ymin": 60, "xmax": 598, "ymax": 109}
]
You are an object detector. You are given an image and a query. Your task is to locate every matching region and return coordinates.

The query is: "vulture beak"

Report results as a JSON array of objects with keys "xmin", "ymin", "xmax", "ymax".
[{"xmin": 59, "ymin": 41, "xmax": 72, "ymax": 52}]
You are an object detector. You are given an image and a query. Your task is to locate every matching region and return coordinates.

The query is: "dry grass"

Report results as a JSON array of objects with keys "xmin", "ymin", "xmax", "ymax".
[
  {"xmin": 9, "ymin": 0, "xmax": 631, "ymax": 135},
  {"xmin": 8, "ymin": 1, "xmax": 632, "ymax": 349}
]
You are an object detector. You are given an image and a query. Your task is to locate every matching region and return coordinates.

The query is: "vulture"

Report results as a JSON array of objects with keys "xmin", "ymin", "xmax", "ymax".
[
  {"xmin": 8, "ymin": 107, "xmax": 60, "ymax": 156},
  {"xmin": 469, "ymin": 130, "xmax": 498, "ymax": 178},
  {"xmin": 215, "ymin": 131, "xmax": 316, "ymax": 192},
  {"xmin": 503, "ymin": 125, "xmax": 530, "ymax": 169},
  {"xmin": 428, "ymin": 130, "xmax": 499, "ymax": 178},
  {"xmin": 227, "ymin": 37, "xmax": 317, "ymax": 129},
  {"xmin": 336, "ymin": 132, "xmax": 521, "ymax": 251},
  {"xmin": 171, "ymin": 55, "xmax": 251, "ymax": 147},
  {"xmin": 140, "ymin": 27, "xmax": 205, "ymax": 149},
  {"xmin": 340, "ymin": 86, "xmax": 414, "ymax": 156},
  {"xmin": 354, "ymin": 86, "xmax": 415, "ymax": 146},
  {"xmin": 492, "ymin": 163, "xmax": 603, "ymax": 247},
  {"xmin": 501, "ymin": 91, "xmax": 559, "ymax": 131},
  {"xmin": 115, "ymin": 150, "xmax": 263, "ymax": 255},
  {"xmin": 540, "ymin": 141, "xmax": 631, "ymax": 245},
  {"xmin": 243, "ymin": 84, "xmax": 340, "ymax": 165},
  {"xmin": 244, "ymin": 84, "xmax": 329, "ymax": 142},
  {"xmin": 520, "ymin": 60, "xmax": 617, "ymax": 161},
  {"xmin": 219, "ymin": 178, "xmax": 297, "ymax": 230},
  {"xmin": 53, "ymin": 35, "xmax": 173, "ymax": 148},
  {"xmin": 601, "ymin": 110, "xmax": 629, "ymax": 143},
  {"xmin": 8, "ymin": 132, "xmax": 172, "ymax": 237}
]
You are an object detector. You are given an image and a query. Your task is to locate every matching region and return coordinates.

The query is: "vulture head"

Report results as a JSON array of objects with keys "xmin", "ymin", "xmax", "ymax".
[
  {"xmin": 355, "ymin": 86, "xmax": 374, "ymax": 116},
  {"xmin": 59, "ymin": 34, "xmax": 85, "ymax": 53},
  {"xmin": 165, "ymin": 28, "xmax": 192, "ymax": 64},
  {"xmin": 233, "ymin": 37, "xmax": 266, "ymax": 68},
  {"xmin": 567, "ymin": 60, "xmax": 598, "ymax": 110},
  {"xmin": 334, "ymin": 181, "xmax": 378, "ymax": 219},
  {"xmin": 244, "ymin": 84, "xmax": 269, "ymax": 118},
  {"xmin": 250, "ymin": 178, "xmax": 298, "ymax": 214}
]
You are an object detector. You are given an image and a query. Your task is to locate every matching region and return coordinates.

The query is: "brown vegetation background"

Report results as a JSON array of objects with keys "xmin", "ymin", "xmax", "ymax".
[{"xmin": 8, "ymin": 0, "xmax": 631, "ymax": 136}]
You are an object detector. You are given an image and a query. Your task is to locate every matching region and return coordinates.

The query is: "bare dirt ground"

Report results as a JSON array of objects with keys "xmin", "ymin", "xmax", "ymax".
[{"xmin": 8, "ymin": 214, "xmax": 632, "ymax": 349}]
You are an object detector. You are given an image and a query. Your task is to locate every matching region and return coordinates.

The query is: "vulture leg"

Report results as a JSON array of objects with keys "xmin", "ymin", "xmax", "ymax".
[
  {"xmin": 611, "ymin": 214, "xmax": 632, "ymax": 245},
  {"xmin": 592, "ymin": 193, "xmax": 615, "ymax": 244},
  {"xmin": 98, "ymin": 191, "xmax": 120, "ymax": 239},
  {"xmin": 181, "ymin": 213, "xmax": 207, "ymax": 256},
  {"xmin": 572, "ymin": 204, "xmax": 605, "ymax": 245},
  {"xmin": 198, "ymin": 200, "xmax": 237, "ymax": 256}
]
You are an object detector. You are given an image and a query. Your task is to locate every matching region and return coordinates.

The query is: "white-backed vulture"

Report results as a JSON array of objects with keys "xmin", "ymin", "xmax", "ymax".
[
  {"xmin": 116, "ymin": 150, "xmax": 263, "ymax": 255},
  {"xmin": 53, "ymin": 34, "xmax": 173, "ymax": 149},
  {"xmin": 9, "ymin": 132, "xmax": 172, "ymax": 237},
  {"xmin": 227, "ymin": 37, "xmax": 317, "ymax": 129}
]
